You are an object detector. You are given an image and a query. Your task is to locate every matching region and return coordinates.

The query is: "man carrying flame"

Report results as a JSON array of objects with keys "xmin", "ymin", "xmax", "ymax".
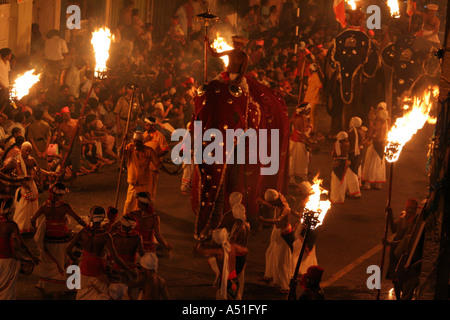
[
  {"xmin": 361, "ymin": 104, "xmax": 389, "ymax": 190},
  {"xmin": 257, "ymin": 189, "xmax": 301, "ymax": 294}
]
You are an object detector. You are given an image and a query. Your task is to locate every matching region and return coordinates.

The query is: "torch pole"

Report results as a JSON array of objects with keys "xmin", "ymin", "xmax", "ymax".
[
  {"xmin": 204, "ymin": 22, "xmax": 209, "ymax": 83},
  {"xmin": 114, "ymin": 87, "xmax": 136, "ymax": 209},
  {"xmin": 297, "ymin": 59, "xmax": 307, "ymax": 105},
  {"xmin": 377, "ymin": 161, "xmax": 394, "ymax": 300},
  {"xmin": 287, "ymin": 221, "xmax": 311, "ymax": 300},
  {"xmin": 57, "ymin": 84, "xmax": 94, "ymax": 181}
]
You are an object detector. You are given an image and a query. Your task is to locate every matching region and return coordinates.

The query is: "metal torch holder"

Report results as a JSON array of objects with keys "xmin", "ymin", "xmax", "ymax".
[{"xmin": 287, "ymin": 208, "xmax": 321, "ymax": 300}]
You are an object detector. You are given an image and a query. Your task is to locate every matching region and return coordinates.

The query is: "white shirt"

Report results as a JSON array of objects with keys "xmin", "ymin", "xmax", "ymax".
[
  {"xmin": 0, "ymin": 59, "xmax": 10, "ymax": 88},
  {"xmin": 43, "ymin": 36, "xmax": 69, "ymax": 61},
  {"xmin": 65, "ymin": 65, "xmax": 81, "ymax": 98}
]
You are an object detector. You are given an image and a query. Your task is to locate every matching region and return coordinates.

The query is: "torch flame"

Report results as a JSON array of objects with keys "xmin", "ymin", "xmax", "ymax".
[
  {"xmin": 346, "ymin": 0, "xmax": 357, "ymax": 10},
  {"xmin": 387, "ymin": 0, "xmax": 400, "ymax": 18},
  {"xmin": 303, "ymin": 175, "xmax": 331, "ymax": 229},
  {"xmin": 212, "ymin": 33, "xmax": 233, "ymax": 67},
  {"xmin": 91, "ymin": 27, "xmax": 113, "ymax": 78},
  {"xmin": 384, "ymin": 86, "xmax": 438, "ymax": 163},
  {"xmin": 12, "ymin": 70, "xmax": 41, "ymax": 100}
]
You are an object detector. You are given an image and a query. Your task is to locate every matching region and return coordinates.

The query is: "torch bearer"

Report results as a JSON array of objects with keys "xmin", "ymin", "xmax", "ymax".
[
  {"xmin": 376, "ymin": 87, "xmax": 438, "ymax": 300},
  {"xmin": 196, "ymin": 9, "xmax": 218, "ymax": 83},
  {"xmin": 287, "ymin": 176, "xmax": 331, "ymax": 300},
  {"xmin": 114, "ymin": 83, "xmax": 138, "ymax": 209},
  {"xmin": 57, "ymin": 27, "xmax": 112, "ymax": 181}
]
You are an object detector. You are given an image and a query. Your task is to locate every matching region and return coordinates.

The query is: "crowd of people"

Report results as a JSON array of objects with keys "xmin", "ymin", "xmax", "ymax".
[{"xmin": 0, "ymin": 0, "xmax": 443, "ymax": 301}]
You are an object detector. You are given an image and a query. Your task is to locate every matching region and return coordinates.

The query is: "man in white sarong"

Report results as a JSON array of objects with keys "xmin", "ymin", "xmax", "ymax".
[
  {"xmin": 289, "ymin": 103, "xmax": 313, "ymax": 185},
  {"xmin": 346, "ymin": 117, "xmax": 363, "ymax": 199},
  {"xmin": 257, "ymin": 189, "xmax": 300, "ymax": 294},
  {"xmin": 330, "ymin": 131, "xmax": 350, "ymax": 204},
  {"xmin": 0, "ymin": 198, "xmax": 39, "ymax": 300},
  {"xmin": 362, "ymin": 107, "xmax": 388, "ymax": 190}
]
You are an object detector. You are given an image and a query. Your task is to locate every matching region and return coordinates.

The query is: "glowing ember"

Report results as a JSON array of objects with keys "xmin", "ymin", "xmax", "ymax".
[
  {"xmin": 303, "ymin": 175, "xmax": 331, "ymax": 229},
  {"xmin": 212, "ymin": 33, "xmax": 233, "ymax": 67},
  {"xmin": 384, "ymin": 86, "xmax": 438, "ymax": 163},
  {"xmin": 11, "ymin": 70, "xmax": 41, "ymax": 100},
  {"xmin": 387, "ymin": 0, "xmax": 400, "ymax": 18},
  {"xmin": 346, "ymin": 0, "xmax": 357, "ymax": 10},
  {"xmin": 91, "ymin": 28, "xmax": 113, "ymax": 79}
]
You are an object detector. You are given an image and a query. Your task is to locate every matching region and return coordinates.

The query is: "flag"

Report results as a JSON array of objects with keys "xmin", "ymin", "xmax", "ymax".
[
  {"xmin": 333, "ymin": 0, "xmax": 347, "ymax": 28},
  {"xmin": 406, "ymin": 0, "xmax": 416, "ymax": 17}
]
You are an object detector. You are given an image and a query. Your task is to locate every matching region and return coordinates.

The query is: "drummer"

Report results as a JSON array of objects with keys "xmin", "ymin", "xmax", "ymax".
[{"xmin": 0, "ymin": 198, "xmax": 39, "ymax": 300}]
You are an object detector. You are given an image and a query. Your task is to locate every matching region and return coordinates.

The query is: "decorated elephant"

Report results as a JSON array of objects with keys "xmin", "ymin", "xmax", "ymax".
[
  {"xmin": 188, "ymin": 76, "xmax": 290, "ymax": 240},
  {"xmin": 381, "ymin": 17, "xmax": 440, "ymax": 119},
  {"xmin": 324, "ymin": 9, "xmax": 380, "ymax": 136}
]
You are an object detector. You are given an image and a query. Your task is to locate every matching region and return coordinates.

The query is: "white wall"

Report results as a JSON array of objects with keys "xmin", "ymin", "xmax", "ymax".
[{"xmin": 32, "ymin": 0, "xmax": 61, "ymax": 37}]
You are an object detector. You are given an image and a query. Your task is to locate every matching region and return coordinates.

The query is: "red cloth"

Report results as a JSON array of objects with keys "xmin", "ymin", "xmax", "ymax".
[
  {"xmin": 114, "ymin": 253, "xmax": 137, "ymax": 270},
  {"xmin": 191, "ymin": 76, "xmax": 290, "ymax": 238},
  {"xmin": 0, "ymin": 237, "xmax": 14, "ymax": 259},
  {"xmin": 135, "ymin": 224, "xmax": 155, "ymax": 252},
  {"xmin": 80, "ymin": 250, "xmax": 106, "ymax": 277},
  {"xmin": 45, "ymin": 220, "xmax": 69, "ymax": 238},
  {"xmin": 333, "ymin": 0, "xmax": 347, "ymax": 28}
]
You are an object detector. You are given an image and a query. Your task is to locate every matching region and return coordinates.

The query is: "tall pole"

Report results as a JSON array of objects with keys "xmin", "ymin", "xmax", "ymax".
[
  {"xmin": 114, "ymin": 85, "xmax": 137, "ymax": 209},
  {"xmin": 57, "ymin": 84, "xmax": 95, "ymax": 180},
  {"xmin": 196, "ymin": 10, "xmax": 218, "ymax": 84},
  {"xmin": 377, "ymin": 161, "xmax": 395, "ymax": 300}
]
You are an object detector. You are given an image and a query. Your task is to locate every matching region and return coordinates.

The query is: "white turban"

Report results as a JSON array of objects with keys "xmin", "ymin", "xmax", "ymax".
[
  {"xmin": 349, "ymin": 117, "xmax": 362, "ymax": 156},
  {"xmin": 212, "ymin": 228, "xmax": 229, "ymax": 247},
  {"xmin": 108, "ymin": 283, "xmax": 128, "ymax": 300},
  {"xmin": 134, "ymin": 192, "xmax": 152, "ymax": 204},
  {"xmin": 120, "ymin": 217, "xmax": 137, "ymax": 229},
  {"xmin": 133, "ymin": 131, "xmax": 144, "ymax": 142},
  {"xmin": 229, "ymin": 192, "xmax": 243, "ymax": 207},
  {"xmin": 349, "ymin": 117, "xmax": 362, "ymax": 129},
  {"xmin": 264, "ymin": 189, "xmax": 279, "ymax": 202},
  {"xmin": 298, "ymin": 181, "xmax": 313, "ymax": 195},
  {"xmin": 377, "ymin": 102, "xmax": 387, "ymax": 111},
  {"xmin": 140, "ymin": 252, "xmax": 158, "ymax": 272},
  {"xmin": 335, "ymin": 131, "xmax": 348, "ymax": 157},
  {"xmin": 21, "ymin": 141, "xmax": 32, "ymax": 150},
  {"xmin": 336, "ymin": 131, "xmax": 348, "ymax": 141},
  {"xmin": 232, "ymin": 203, "xmax": 246, "ymax": 221}
]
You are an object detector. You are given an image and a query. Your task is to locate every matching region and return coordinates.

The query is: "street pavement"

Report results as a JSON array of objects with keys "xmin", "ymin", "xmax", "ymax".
[{"xmin": 14, "ymin": 103, "xmax": 434, "ymax": 300}]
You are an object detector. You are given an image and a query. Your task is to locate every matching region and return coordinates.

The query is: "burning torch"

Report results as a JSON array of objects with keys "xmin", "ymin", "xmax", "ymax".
[
  {"xmin": 58, "ymin": 27, "xmax": 112, "ymax": 180},
  {"xmin": 4, "ymin": 70, "xmax": 41, "ymax": 113},
  {"xmin": 287, "ymin": 176, "xmax": 331, "ymax": 300},
  {"xmin": 377, "ymin": 87, "xmax": 438, "ymax": 300}
]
